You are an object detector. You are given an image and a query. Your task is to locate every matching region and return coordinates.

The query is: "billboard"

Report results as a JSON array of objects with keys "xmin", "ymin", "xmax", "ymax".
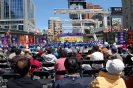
[
  {"xmin": 112, "ymin": 17, "xmax": 122, "ymax": 32},
  {"xmin": 69, "ymin": 1, "xmax": 86, "ymax": 19},
  {"xmin": 111, "ymin": 7, "xmax": 122, "ymax": 13}
]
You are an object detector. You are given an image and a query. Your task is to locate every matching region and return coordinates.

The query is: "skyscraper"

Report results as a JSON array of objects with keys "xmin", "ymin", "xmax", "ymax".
[
  {"xmin": 122, "ymin": 0, "xmax": 132, "ymax": 29},
  {"xmin": 0, "ymin": 0, "xmax": 36, "ymax": 31}
]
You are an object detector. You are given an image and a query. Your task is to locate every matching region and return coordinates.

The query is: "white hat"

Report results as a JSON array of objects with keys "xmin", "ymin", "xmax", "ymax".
[{"xmin": 106, "ymin": 59, "xmax": 125, "ymax": 75}]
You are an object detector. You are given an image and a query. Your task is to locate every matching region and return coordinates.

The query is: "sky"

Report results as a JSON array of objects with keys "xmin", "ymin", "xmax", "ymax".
[{"xmin": 33, "ymin": 0, "xmax": 122, "ymax": 32}]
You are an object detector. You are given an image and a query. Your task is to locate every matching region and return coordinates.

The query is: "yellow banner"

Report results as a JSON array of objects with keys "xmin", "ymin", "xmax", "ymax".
[{"xmin": 60, "ymin": 36, "xmax": 83, "ymax": 42}]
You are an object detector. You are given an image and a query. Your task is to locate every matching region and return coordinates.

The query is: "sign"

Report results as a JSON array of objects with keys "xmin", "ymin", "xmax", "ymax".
[
  {"xmin": 39, "ymin": 35, "xmax": 44, "ymax": 44},
  {"xmin": 1, "ymin": 37, "xmax": 8, "ymax": 47},
  {"xmin": 28, "ymin": 35, "xmax": 34, "ymax": 45},
  {"xmin": 11, "ymin": 36, "xmax": 18, "ymax": 46},
  {"xmin": 60, "ymin": 33, "xmax": 83, "ymax": 42},
  {"xmin": 111, "ymin": 7, "xmax": 122, "ymax": 13},
  {"xmin": 20, "ymin": 35, "xmax": 26, "ymax": 45},
  {"xmin": 128, "ymin": 30, "xmax": 133, "ymax": 45},
  {"xmin": 117, "ymin": 32, "xmax": 126, "ymax": 44},
  {"xmin": 112, "ymin": 18, "xmax": 122, "ymax": 32},
  {"xmin": 108, "ymin": 32, "xmax": 116, "ymax": 44}
]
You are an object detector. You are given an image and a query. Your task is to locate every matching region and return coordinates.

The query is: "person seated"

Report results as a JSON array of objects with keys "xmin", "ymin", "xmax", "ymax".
[
  {"xmin": 65, "ymin": 46, "xmax": 73, "ymax": 53},
  {"xmin": 11, "ymin": 49, "xmax": 25, "ymax": 64},
  {"xmin": 82, "ymin": 46, "xmax": 88, "ymax": 54},
  {"xmin": 54, "ymin": 50, "xmax": 67, "ymax": 80},
  {"xmin": 90, "ymin": 59, "xmax": 126, "ymax": 88},
  {"xmin": 52, "ymin": 57, "xmax": 89, "ymax": 88},
  {"xmin": 8, "ymin": 48, "xmax": 16, "ymax": 59},
  {"xmin": 7, "ymin": 58, "xmax": 42, "ymax": 88}
]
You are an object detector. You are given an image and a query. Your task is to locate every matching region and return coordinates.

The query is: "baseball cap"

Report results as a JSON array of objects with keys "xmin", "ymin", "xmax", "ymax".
[
  {"xmin": 106, "ymin": 59, "xmax": 125, "ymax": 75},
  {"xmin": 111, "ymin": 46, "xmax": 117, "ymax": 52}
]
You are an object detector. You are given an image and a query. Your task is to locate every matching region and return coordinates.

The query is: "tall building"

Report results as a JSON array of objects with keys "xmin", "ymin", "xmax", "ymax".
[
  {"xmin": 47, "ymin": 17, "xmax": 62, "ymax": 41},
  {"xmin": 122, "ymin": 0, "xmax": 133, "ymax": 29},
  {"xmin": 0, "ymin": 0, "xmax": 36, "ymax": 31}
]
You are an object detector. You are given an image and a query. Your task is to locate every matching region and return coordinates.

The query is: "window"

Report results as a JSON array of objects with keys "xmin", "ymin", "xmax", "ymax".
[
  {"xmin": 132, "ymin": 21, "xmax": 133, "ymax": 26},
  {"xmin": 4, "ymin": 26, "xmax": 9, "ymax": 28},
  {"xmin": 125, "ymin": 8, "xmax": 128, "ymax": 12},
  {"xmin": 18, "ymin": 25, "xmax": 23, "ymax": 30},
  {"xmin": 131, "ymin": 5, "xmax": 133, "ymax": 10},
  {"xmin": 126, "ymin": 22, "xmax": 129, "ymax": 28},
  {"xmin": 126, "ymin": 15, "xmax": 128, "ymax": 19},
  {"xmin": 11, "ymin": 25, "xmax": 17, "ymax": 30}
]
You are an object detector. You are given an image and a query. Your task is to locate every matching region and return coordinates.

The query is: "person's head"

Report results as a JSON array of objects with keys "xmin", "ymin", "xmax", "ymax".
[
  {"xmin": 10, "ymin": 48, "xmax": 15, "ymax": 53},
  {"xmin": 92, "ymin": 46, "xmax": 99, "ymax": 52},
  {"xmin": 7, "ymin": 46, "xmax": 11, "ymax": 51},
  {"xmin": 127, "ymin": 45, "xmax": 133, "ymax": 53},
  {"xmin": 15, "ymin": 49, "xmax": 21, "ymax": 55},
  {"xmin": 84, "ymin": 46, "xmax": 87, "ymax": 49},
  {"xmin": 24, "ymin": 49, "xmax": 31, "ymax": 54},
  {"xmin": 106, "ymin": 59, "xmax": 125, "ymax": 75},
  {"xmin": 60, "ymin": 50, "xmax": 67, "ymax": 58},
  {"xmin": 64, "ymin": 57, "xmax": 79, "ymax": 74},
  {"xmin": 46, "ymin": 48, "xmax": 52, "ymax": 54},
  {"xmin": 68, "ymin": 46, "xmax": 71, "ymax": 49},
  {"xmin": 88, "ymin": 50, "xmax": 92, "ymax": 54},
  {"xmin": 16, "ymin": 58, "xmax": 31, "ymax": 76},
  {"xmin": 111, "ymin": 46, "xmax": 117, "ymax": 54}
]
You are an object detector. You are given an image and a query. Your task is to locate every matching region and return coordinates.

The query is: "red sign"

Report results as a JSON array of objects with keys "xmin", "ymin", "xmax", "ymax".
[
  {"xmin": 128, "ymin": 30, "xmax": 133, "ymax": 45},
  {"xmin": 28, "ymin": 35, "xmax": 34, "ymax": 45}
]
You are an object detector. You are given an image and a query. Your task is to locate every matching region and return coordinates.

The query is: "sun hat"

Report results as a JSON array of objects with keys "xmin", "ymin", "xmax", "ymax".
[{"xmin": 106, "ymin": 59, "xmax": 125, "ymax": 75}]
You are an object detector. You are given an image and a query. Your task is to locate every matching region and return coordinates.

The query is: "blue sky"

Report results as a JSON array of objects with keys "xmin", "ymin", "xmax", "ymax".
[{"xmin": 33, "ymin": 0, "xmax": 122, "ymax": 31}]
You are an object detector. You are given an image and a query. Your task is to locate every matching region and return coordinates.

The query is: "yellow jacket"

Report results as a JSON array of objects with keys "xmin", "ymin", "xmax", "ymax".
[{"xmin": 90, "ymin": 71, "xmax": 126, "ymax": 88}]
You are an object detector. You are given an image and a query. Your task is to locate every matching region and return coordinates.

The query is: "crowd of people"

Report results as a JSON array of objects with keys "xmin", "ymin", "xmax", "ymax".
[{"xmin": 0, "ymin": 41, "xmax": 133, "ymax": 88}]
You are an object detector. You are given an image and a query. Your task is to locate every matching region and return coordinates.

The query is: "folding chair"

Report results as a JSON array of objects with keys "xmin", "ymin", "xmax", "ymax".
[
  {"xmin": 32, "ymin": 71, "xmax": 52, "ymax": 85},
  {"xmin": 82, "ymin": 69, "xmax": 99, "ymax": 78},
  {"xmin": 92, "ymin": 60, "xmax": 105, "ymax": 69},
  {"xmin": 56, "ymin": 70, "xmax": 66, "ymax": 75},
  {"xmin": 0, "ymin": 60, "xmax": 7, "ymax": 63},
  {"xmin": 2, "ymin": 73, "xmax": 19, "ymax": 86},
  {"xmin": 82, "ymin": 60, "xmax": 93, "ymax": 67},
  {"xmin": 124, "ymin": 66, "xmax": 133, "ymax": 77},
  {"xmin": 41, "ymin": 63, "xmax": 55, "ymax": 78},
  {"xmin": 31, "ymin": 64, "xmax": 37, "ymax": 68},
  {"xmin": 82, "ymin": 54, "xmax": 87, "ymax": 58}
]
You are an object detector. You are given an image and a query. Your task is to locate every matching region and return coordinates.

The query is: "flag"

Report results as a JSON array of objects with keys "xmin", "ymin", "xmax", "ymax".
[{"xmin": 6, "ymin": 29, "xmax": 10, "ymax": 36}]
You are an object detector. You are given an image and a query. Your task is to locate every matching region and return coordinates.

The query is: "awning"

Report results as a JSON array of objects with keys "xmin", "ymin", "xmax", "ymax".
[{"xmin": 0, "ymin": 28, "xmax": 34, "ymax": 35}]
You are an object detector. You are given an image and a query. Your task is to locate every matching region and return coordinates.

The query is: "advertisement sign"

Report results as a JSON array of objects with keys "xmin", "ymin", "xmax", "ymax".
[
  {"xmin": 1, "ymin": 37, "xmax": 8, "ymax": 47},
  {"xmin": 128, "ymin": 30, "xmax": 133, "ymax": 45},
  {"xmin": 19, "ymin": 35, "xmax": 26, "ymax": 45},
  {"xmin": 112, "ymin": 18, "xmax": 122, "ymax": 32},
  {"xmin": 108, "ymin": 32, "xmax": 116, "ymax": 44},
  {"xmin": 60, "ymin": 33, "xmax": 83, "ymax": 42},
  {"xmin": 111, "ymin": 7, "xmax": 122, "ymax": 13},
  {"xmin": 28, "ymin": 35, "xmax": 34, "ymax": 45},
  {"xmin": 11, "ymin": 36, "xmax": 18, "ymax": 46},
  {"xmin": 69, "ymin": 1, "xmax": 86, "ymax": 19},
  {"xmin": 117, "ymin": 32, "xmax": 126, "ymax": 44}
]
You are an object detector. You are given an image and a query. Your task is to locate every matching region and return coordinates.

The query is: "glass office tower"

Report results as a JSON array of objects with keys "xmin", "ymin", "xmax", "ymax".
[{"xmin": 0, "ymin": 0, "xmax": 36, "ymax": 31}]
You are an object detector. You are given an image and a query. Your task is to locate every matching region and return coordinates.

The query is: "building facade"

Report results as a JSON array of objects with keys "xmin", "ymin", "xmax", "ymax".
[
  {"xmin": 122, "ymin": 0, "xmax": 133, "ymax": 29},
  {"xmin": 48, "ymin": 17, "xmax": 62, "ymax": 41},
  {"xmin": 0, "ymin": 0, "xmax": 36, "ymax": 31}
]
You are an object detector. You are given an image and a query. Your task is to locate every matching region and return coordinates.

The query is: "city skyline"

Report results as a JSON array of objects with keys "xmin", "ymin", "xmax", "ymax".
[{"xmin": 33, "ymin": 0, "xmax": 122, "ymax": 31}]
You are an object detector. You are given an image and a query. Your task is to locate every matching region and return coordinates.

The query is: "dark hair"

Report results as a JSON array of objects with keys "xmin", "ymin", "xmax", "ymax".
[
  {"xmin": 60, "ymin": 50, "xmax": 67, "ymax": 58},
  {"xmin": 15, "ymin": 49, "xmax": 21, "ymax": 55},
  {"xmin": 92, "ymin": 46, "xmax": 99, "ymax": 52},
  {"xmin": 127, "ymin": 45, "xmax": 133, "ymax": 52},
  {"xmin": 84, "ymin": 46, "xmax": 87, "ymax": 49},
  {"xmin": 16, "ymin": 58, "xmax": 30, "ymax": 76},
  {"xmin": 10, "ymin": 49, "xmax": 16, "ymax": 53},
  {"xmin": 46, "ymin": 48, "xmax": 52, "ymax": 54},
  {"xmin": 68, "ymin": 46, "xmax": 71, "ymax": 49},
  {"xmin": 88, "ymin": 50, "xmax": 92, "ymax": 54},
  {"xmin": 64, "ymin": 57, "xmax": 79, "ymax": 74}
]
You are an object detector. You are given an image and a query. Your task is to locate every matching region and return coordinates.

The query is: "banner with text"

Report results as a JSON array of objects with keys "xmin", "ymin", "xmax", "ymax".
[
  {"xmin": 11, "ymin": 36, "xmax": 18, "ymax": 46},
  {"xmin": 19, "ymin": 35, "xmax": 26, "ymax": 45},
  {"xmin": 117, "ymin": 32, "xmax": 126, "ymax": 44},
  {"xmin": 108, "ymin": 32, "xmax": 116, "ymax": 44},
  {"xmin": 39, "ymin": 35, "xmax": 44, "ymax": 44},
  {"xmin": 28, "ymin": 35, "xmax": 34, "ymax": 45},
  {"xmin": 1, "ymin": 37, "xmax": 8, "ymax": 47},
  {"xmin": 128, "ymin": 30, "xmax": 133, "ymax": 45}
]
